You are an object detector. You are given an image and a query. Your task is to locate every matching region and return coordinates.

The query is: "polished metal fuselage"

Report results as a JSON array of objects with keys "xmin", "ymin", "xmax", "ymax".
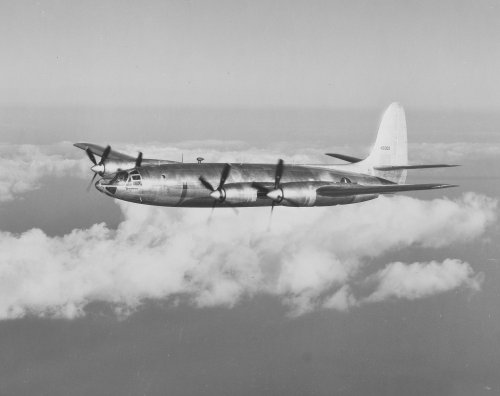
[{"xmin": 95, "ymin": 163, "xmax": 385, "ymax": 207}]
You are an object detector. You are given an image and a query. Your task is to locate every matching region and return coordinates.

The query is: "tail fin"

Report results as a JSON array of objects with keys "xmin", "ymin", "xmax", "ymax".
[{"xmin": 358, "ymin": 102, "xmax": 408, "ymax": 183}]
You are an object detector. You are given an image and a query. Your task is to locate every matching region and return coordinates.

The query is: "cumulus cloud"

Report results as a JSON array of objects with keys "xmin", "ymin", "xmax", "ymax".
[
  {"xmin": 1, "ymin": 140, "xmax": 498, "ymax": 202},
  {"xmin": 363, "ymin": 259, "xmax": 483, "ymax": 304},
  {"xmin": 0, "ymin": 143, "xmax": 88, "ymax": 201},
  {"xmin": 0, "ymin": 140, "xmax": 496, "ymax": 319},
  {"xmin": 0, "ymin": 192, "xmax": 495, "ymax": 319},
  {"xmin": 0, "ymin": 141, "xmax": 329, "ymax": 202}
]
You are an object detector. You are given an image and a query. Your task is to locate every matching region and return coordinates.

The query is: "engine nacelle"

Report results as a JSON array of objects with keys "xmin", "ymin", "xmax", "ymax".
[
  {"xmin": 270, "ymin": 183, "xmax": 317, "ymax": 206},
  {"xmin": 100, "ymin": 160, "xmax": 137, "ymax": 176},
  {"xmin": 222, "ymin": 184, "xmax": 258, "ymax": 203}
]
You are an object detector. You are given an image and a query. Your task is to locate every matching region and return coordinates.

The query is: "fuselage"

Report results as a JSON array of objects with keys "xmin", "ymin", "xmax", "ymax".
[{"xmin": 95, "ymin": 163, "xmax": 387, "ymax": 207}]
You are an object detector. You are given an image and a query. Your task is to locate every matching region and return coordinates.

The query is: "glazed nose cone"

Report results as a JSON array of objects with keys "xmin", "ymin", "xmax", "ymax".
[{"xmin": 95, "ymin": 179, "xmax": 105, "ymax": 193}]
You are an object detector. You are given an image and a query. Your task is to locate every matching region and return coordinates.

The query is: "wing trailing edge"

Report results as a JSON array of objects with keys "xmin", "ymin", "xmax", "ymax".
[
  {"xmin": 317, "ymin": 183, "xmax": 458, "ymax": 198},
  {"xmin": 373, "ymin": 164, "xmax": 459, "ymax": 171}
]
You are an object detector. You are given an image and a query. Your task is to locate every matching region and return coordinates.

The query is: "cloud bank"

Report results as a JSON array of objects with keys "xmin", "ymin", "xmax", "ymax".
[
  {"xmin": 0, "ymin": 141, "xmax": 496, "ymax": 319},
  {"xmin": 0, "ymin": 141, "xmax": 327, "ymax": 202},
  {"xmin": 0, "ymin": 192, "xmax": 494, "ymax": 319},
  {"xmin": 2, "ymin": 140, "xmax": 499, "ymax": 202},
  {"xmin": 0, "ymin": 143, "xmax": 86, "ymax": 202}
]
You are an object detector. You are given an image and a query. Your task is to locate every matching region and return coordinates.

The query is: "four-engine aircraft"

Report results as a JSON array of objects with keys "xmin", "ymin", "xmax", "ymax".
[{"xmin": 75, "ymin": 103, "xmax": 458, "ymax": 210}]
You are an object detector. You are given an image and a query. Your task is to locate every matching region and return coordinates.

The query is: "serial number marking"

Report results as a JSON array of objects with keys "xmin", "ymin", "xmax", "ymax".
[{"xmin": 380, "ymin": 146, "xmax": 391, "ymax": 150}]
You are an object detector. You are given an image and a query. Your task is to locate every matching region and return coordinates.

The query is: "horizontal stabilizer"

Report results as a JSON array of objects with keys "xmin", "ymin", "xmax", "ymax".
[
  {"xmin": 373, "ymin": 164, "xmax": 459, "ymax": 171},
  {"xmin": 325, "ymin": 153, "xmax": 363, "ymax": 163},
  {"xmin": 317, "ymin": 183, "xmax": 458, "ymax": 198}
]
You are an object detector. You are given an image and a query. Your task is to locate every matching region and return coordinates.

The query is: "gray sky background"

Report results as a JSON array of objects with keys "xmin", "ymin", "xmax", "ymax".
[
  {"xmin": 0, "ymin": 1, "xmax": 500, "ymax": 396},
  {"xmin": 1, "ymin": 0, "xmax": 500, "ymax": 109}
]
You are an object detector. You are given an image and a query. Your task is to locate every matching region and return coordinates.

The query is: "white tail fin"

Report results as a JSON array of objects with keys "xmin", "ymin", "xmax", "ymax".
[
  {"xmin": 357, "ymin": 102, "xmax": 408, "ymax": 183},
  {"xmin": 324, "ymin": 103, "xmax": 456, "ymax": 182}
]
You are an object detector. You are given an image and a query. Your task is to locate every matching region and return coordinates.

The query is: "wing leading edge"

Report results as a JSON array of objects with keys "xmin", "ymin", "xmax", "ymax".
[{"xmin": 74, "ymin": 143, "xmax": 135, "ymax": 160}]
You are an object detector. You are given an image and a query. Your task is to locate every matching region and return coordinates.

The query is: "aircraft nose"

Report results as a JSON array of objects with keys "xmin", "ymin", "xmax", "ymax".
[
  {"xmin": 95, "ymin": 179, "xmax": 105, "ymax": 193},
  {"xmin": 95, "ymin": 179, "xmax": 117, "ymax": 195}
]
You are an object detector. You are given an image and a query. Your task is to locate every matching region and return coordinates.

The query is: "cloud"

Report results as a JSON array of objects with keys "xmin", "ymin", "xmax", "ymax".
[
  {"xmin": 0, "ymin": 192, "xmax": 495, "ymax": 319},
  {"xmin": 0, "ymin": 143, "xmax": 87, "ymax": 202},
  {"xmin": 0, "ymin": 140, "xmax": 496, "ymax": 318},
  {"xmin": 363, "ymin": 259, "xmax": 483, "ymax": 304},
  {"xmin": 0, "ymin": 141, "xmax": 329, "ymax": 202},
  {"xmin": 1, "ymin": 140, "xmax": 498, "ymax": 202}
]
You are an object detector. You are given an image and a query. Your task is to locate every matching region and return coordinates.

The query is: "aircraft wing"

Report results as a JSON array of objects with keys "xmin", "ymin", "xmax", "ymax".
[
  {"xmin": 74, "ymin": 143, "xmax": 135, "ymax": 160},
  {"xmin": 325, "ymin": 153, "xmax": 363, "ymax": 163},
  {"xmin": 317, "ymin": 183, "xmax": 457, "ymax": 197},
  {"xmin": 373, "ymin": 164, "xmax": 459, "ymax": 171}
]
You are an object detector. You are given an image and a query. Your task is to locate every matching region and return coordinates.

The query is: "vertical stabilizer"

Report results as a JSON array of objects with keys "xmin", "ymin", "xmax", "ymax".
[{"xmin": 355, "ymin": 103, "xmax": 408, "ymax": 183}]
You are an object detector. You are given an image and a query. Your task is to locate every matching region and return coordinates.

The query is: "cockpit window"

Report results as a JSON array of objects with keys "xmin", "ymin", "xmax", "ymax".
[
  {"xmin": 110, "ymin": 171, "xmax": 128, "ymax": 184},
  {"xmin": 127, "ymin": 172, "xmax": 142, "ymax": 186}
]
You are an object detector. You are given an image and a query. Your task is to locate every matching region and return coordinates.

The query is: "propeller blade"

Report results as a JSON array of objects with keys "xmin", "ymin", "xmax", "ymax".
[
  {"xmin": 267, "ymin": 202, "xmax": 275, "ymax": 231},
  {"xmin": 199, "ymin": 176, "xmax": 215, "ymax": 192},
  {"xmin": 135, "ymin": 152, "xmax": 143, "ymax": 168},
  {"xmin": 87, "ymin": 173, "xmax": 98, "ymax": 192},
  {"xmin": 99, "ymin": 145, "xmax": 111, "ymax": 165},
  {"xmin": 274, "ymin": 159, "xmax": 284, "ymax": 190},
  {"xmin": 207, "ymin": 199, "xmax": 218, "ymax": 224},
  {"xmin": 218, "ymin": 163, "xmax": 231, "ymax": 190},
  {"xmin": 225, "ymin": 201, "xmax": 239, "ymax": 215},
  {"xmin": 85, "ymin": 148, "xmax": 97, "ymax": 165}
]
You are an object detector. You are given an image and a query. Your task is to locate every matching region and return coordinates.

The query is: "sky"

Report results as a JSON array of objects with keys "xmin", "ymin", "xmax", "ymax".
[
  {"xmin": 1, "ymin": 0, "xmax": 500, "ymax": 109},
  {"xmin": 0, "ymin": 1, "xmax": 500, "ymax": 396}
]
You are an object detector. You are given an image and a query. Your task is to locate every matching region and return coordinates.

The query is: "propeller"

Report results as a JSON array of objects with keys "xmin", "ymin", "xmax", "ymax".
[
  {"xmin": 85, "ymin": 147, "xmax": 97, "ymax": 166},
  {"xmin": 199, "ymin": 163, "xmax": 231, "ymax": 201},
  {"xmin": 135, "ymin": 152, "xmax": 143, "ymax": 168},
  {"xmin": 85, "ymin": 145, "xmax": 111, "ymax": 191},
  {"xmin": 199, "ymin": 164, "xmax": 237, "ymax": 219},
  {"xmin": 251, "ymin": 159, "xmax": 285, "ymax": 204},
  {"xmin": 251, "ymin": 159, "xmax": 300, "ymax": 223},
  {"xmin": 87, "ymin": 172, "xmax": 98, "ymax": 192}
]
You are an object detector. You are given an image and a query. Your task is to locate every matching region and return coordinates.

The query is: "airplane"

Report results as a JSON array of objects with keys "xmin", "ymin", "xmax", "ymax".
[{"xmin": 75, "ymin": 103, "xmax": 458, "ymax": 210}]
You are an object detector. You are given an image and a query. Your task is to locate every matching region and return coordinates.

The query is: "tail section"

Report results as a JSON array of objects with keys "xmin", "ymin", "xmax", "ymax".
[
  {"xmin": 362, "ymin": 102, "xmax": 408, "ymax": 183},
  {"xmin": 322, "ymin": 103, "xmax": 458, "ymax": 184},
  {"xmin": 339, "ymin": 103, "xmax": 408, "ymax": 183}
]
